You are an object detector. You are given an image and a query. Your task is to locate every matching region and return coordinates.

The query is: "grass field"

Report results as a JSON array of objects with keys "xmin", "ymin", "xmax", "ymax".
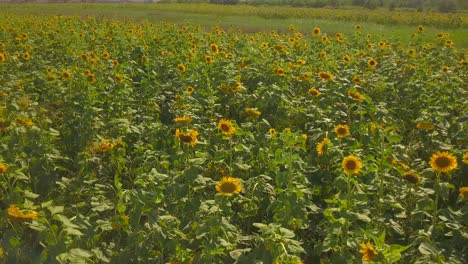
[
  {"xmin": 1, "ymin": 3, "xmax": 467, "ymax": 47},
  {"xmin": 0, "ymin": 3, "xmax": 467, "ymax": 264}
]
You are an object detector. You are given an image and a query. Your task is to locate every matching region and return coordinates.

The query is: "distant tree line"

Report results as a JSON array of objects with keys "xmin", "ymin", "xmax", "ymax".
[{"xmin": 172, "ymin": 0, "xmax": 464, "ymax": 13}]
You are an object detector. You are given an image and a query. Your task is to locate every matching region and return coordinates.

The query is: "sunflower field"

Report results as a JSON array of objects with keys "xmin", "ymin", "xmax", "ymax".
[{"xmin": 0, "ymin": 13, "xmax": 467, "ymax": 264}]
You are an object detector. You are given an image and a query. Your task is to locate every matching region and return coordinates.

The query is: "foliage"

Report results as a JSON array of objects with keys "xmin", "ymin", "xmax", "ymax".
[{"xmin": 0, "ymin": 13, "xmax": 467, "ymax": 263}]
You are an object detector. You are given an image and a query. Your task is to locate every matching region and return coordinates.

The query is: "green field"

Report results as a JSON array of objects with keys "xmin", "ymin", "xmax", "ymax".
[{"xmin": 1, "ymin": 3, "xmax": 468, "ymax": 47}]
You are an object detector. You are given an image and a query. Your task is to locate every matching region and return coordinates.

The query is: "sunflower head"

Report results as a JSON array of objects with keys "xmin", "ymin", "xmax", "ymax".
[
  {"xmin": 367, "ymin": 58, "xmax": 378, "ymax": 67},
  {"xmin": 0, "ymin": 162, "xmax": 8, "ymax": 174},
  {"xmin": 463, "ymin": 153, "xmax": 468, "ymax": 164},
  {"xmin": 334, "ymin": 124, "xmax": 350, "ymax": 139},
  {"xmin": 174, "ymin": 116, "xmax": 192, "ymax": 124},
  {"xmin": 318, "ymin": 71, "xmax": 334, "ymax": 81},
  {"xmin": 403, "ymin": 171, "xmax": 421, "ymax": 185},
  {"xmin": 342, "ymin": 155, "xmax": 362, "ymax": 175},
  {"xmin": 348, "ymin": 89, "xmax": 365, "ymax": 102},
  {"xmin": 245, "ymin": 108, "xmax": 261, "ymax": 118},
  {"xmin": 216, "ymin": 177, "xmax": 242, "ymax": 196},
  {"xmin": 459, "ymin": 187, "xmax": 468, "ymax": 201},
  {"xmin": 115, "ymin": 73, "xmax": 124, "ymax": 83},
  {"xmin": 275, "ymin": 67, "xmax": 285, "ymax": 76},
  {"xmin": 429, "ymin": 151, "xmax": 458, "ymax": 173},
  {"xmin": 62, "ymin": 70, "xmax": 72, "ymax": 80},
  {"xmin": 316, "ymin": 137, "xmax": 329, "ymax": 156},
  {"xmin": 269, "ymin": 128, "xmax": 277, "ymax": 137},
  {"xmin": 308, "ymin": 87, "xmax": 320, "ymax": 97},
  {"xmin": 359, "ymin": 241, "xmax": 378, "ymax": 261},
  {"xmin": 7, "ymin": 204, "xmax": 38, "ymax": 221},
  {"xmin": 186, "ymin": 86, "xmax": 195, "ymax": 94},
  {"xmin": 343, "ymin": 55, "xmax": 351, "ymax": 63},
  {"xmin": 312, "ymin": 27, "xmax": 321, "ymax": 36},
  {"xmin": 23, "ymin": 52, "xmax": 30, "ymax": 60},
  {"xmin": 204, "ymin": 55, "xmax": 213, "ymax": 63},
  {"xmin": 177, "ymin": 63, "xmax": 186, "ymax": 73},
  {"xmin": 210, "ymin": 43, "xmax": 219, "ymax": 54},
  {"xmin": 354, "ymin": 24, "xmax": 361, "ymax": 30},
  {"xmin": 217, "ymin": 119, "xmax": 235, "ymax": 137},
  {"xmin": 175, "ymin": 129, "xmax": 198, "ymax": 146}
]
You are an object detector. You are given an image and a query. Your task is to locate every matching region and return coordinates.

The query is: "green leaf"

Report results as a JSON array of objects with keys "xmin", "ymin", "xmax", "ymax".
[
  {"xmin": 387, "ymin": 135, "xmax": 403, "ymax": 143},
  {"xmin": 48, "ymin": 205, "xmax": 64, "ymax": 216}
]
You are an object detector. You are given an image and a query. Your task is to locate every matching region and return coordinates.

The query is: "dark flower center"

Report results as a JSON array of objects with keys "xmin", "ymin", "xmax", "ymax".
[
  {"xmin": 435, "ymin": 157, "xmax": 450, "ymax": 168},
  {"xmin": 346, "ymin": 160, "xmax": 357, "ymax": 170},
  {"xmin": 220, "ymin": 182, "xmax": 236, "ymax": 193}
]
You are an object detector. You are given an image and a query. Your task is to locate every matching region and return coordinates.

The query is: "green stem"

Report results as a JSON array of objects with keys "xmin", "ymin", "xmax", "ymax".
[{"xmin": 433, "ymin": 173, "xmax": 440, "ymax": 226}]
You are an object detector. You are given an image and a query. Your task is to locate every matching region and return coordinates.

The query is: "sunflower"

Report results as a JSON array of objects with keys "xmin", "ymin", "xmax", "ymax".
[
  {"xmin": 210, "ymin": 43, "xmax": 219, "ymax": 54},
  {"xmin": 367, "ymin": 58, "xmax": 378, "ymax": 67},
  {"xmin": 403, "ymin": 171, "xmax": 421, "ymax": 185},
  {"xmin": 23, "ymin": 52, "xmax": 30, "ymax": 60},
  {"xmin": 0, "ymin": 53, "xmax": 6, "ymax": 63},
  {"xmin": 463, "ymin": 153, "xmax": 468, "ymax": 164},
  {"xmin": 342, "ymin": 155, "xmax": 362, "ymax": 175},
  {"xmin": 312, "ymin": 27, "xmax": 321, "ymax": 36},
  {"xmin": 320, "ymin": 51, "xmax": 327, "ymax": 58},
  {"xmin": 102, "ymin": 51, "xmax": 110, "ymax": 59},
  {"xmin": 275, "ymin": 67, "xmax": 285, "ymax": 76},
  {"xmin": 7, "ymin": 204, "xmax": 38, "ymax": 221},
  {"xmin": 308, "ymin": 87, "xmax": 320, "ymax": 97},
  {"xmin": 186, "ymin": 86, "xmax": 195, "ymax": 94},
  {"xmin": 348, "ymin": 89, "xmax": 365, "ymax": 102},
  {"xmin": 460, "ymin": 187, "xmax": 468, "ymax": 201},
  {"xmin": 15, "ymin": 118, "xmax": 33, "ymax": 126},
  {"xmin": 177, "ymin": 63, "xmax": 186, "ymax": 73},
  {"xmin": 112, "ymin": 60, "xmax": 119, "ymax": 67},
  {"xmin": 318, "ymin": 71, "xmax": 334, "ymax": 81},
  {"xmin": 359, "ymin": 241, "xmax": 378, "ymax": 262},
  {"xmin": 354, "ymin": 24, "xmax": 361, "ymax": 30},
  {"xmin": 269, "ymin": 128, "xmax": 277, "ymax": 137},
  {"xmin": 334, "ymin": 124, "xmax": 350, "ymax": 138},
  {"xmin": 115, "ymin": 73, "xmax": 124, "ymax": 83},
  {"xmin": 93, "ymin": 140, "xmax": 115, "ymax": 154},
  {"xmin": 378, "ymin": 41, "xmax": 386, "ymax": 48},
  {"xmin": 429, "ymin": 151, "xmax": 458, "ymax": 173},
  {"xmin": 87, "ymin": 73, "xmax": 95, "ymax": 83},
  {"xmin": 174, "ymin": 116, "xmax": 192, "ymax": 124},
  {"xmin": 343, "ymin": 55, "xmax": 351, "ymax": 63},
  {"xmin": 441, "ymin": 66, "xmax": 449, "ymax": 72},
  {"xmin": 175, "ymin": 129, "xmax": 199, "ymax": 146},
  {"xmin": 353, "ymin": 76, "xmax": 362, "ymax": 85},
  {"xmin": 416, "ymin": 123, "xmax": 434, "ymax": 130},
  {"xmin": 204, "ymin": 55, "xmax": 214, "ymax": 63},
  {"xmin": 417, "ymin": 25, "xmax": 424, "ymax": 32},
  {"xmin": 62, "ymin": 70, "xmax": 72, "ymax": 80},
  {"xmin": 216, "ymin": 177, "xmax": 242, "ymax": 196},
  {"xmin": 316, "ymin": 137, "xmax": 329, "ymax": 156},
  {"xmin": 245, "ymin": 108, "xmax": 261, "ymax": 118},
  {"xmin": 0, "ymin": 162, "xmax": 8, "ymax": 174},
  {"xmin": 218, "ymin": 119, "xmax": 235, "ymax": 137}
]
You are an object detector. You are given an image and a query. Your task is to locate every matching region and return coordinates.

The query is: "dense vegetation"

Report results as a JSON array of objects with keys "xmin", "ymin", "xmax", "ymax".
[{"xmin": 0, "ymin": 9, "xmax": 467, "ymax": 264}]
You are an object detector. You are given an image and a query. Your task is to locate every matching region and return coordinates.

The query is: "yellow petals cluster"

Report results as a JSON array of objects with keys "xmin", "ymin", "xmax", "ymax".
[{"xmin": 8, "ymin": 204, "xmax": 38, "ymax": 221}]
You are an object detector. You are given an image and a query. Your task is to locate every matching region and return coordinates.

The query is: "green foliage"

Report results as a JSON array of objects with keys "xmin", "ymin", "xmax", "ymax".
[{"xmin": 0, "ymin": 11, "xmax": 467, "ymax": 264}]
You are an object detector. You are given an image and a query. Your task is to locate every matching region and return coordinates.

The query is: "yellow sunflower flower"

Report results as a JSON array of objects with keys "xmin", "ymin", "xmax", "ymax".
[
  {"xmin": 177, "ymin": 63, "xmax": 186, "ymax": 73},
  {"xmin": 245, "ymin": 108, "xmax": 261, "ymax": 118},
  {"xmin": 318, "ymin": 71, "xmax": 334, "ymax": 81},
  {"xmin": 334, "ymin": 124, "xmax": 350, "ymax": 138},
  {"xmin": 174, "ymin": 116, "xmax": 192, "ymax": 124},
  {"xmin": 348, "ymin": 89, "xmax": 365, "ymax": 102},
  {"xmin": 186, "ymin": 86, "xmax": 195, "ymax": 94},
  {"xmin": 342, "ymin": 155, "xmax": 362, "ymax": 175},
  {"xmin": 175, "ymin": 129, "xmax": 199, "ymax": 146},
  {"xmin": 359, "ymin": 241, "xmax": 378, "ymax": 262},
  {"xmin": 0, "ymin": 162, "xmax": 8, "ymax": 174},
  {"xmin": 269, "ymin": 128, "xmax": 277, "ymax": 137},
  {"xmin": 459, "ymin": 187, "xmax": 468, "ymax": 201},
  {"xmin": 308, "ymin": 87, "xmax": 320, "ymax": 97},
  {"xmin": 62, "ymin": 69, "xmax": 72, "ymax": 80},
  {"xmin": 316, "ymin": 137, "xmax": 329, "ymax": 156},
  {"xmin": 7, "ymin": 204, "xmax": 38, "ymax": 221},
  {"xmin": 429, "ymin": 151, "xmax": 458, "ymax": 173},
  {"xmin": 416, "ymin": 123, "xmax": 435, "ymax": 130},
  {"xmin": 403, "ymin": 171, "xmax": 421, "ymax": 185},
  {"xmin": 367, "ymin": 58, "xmax": 378, "ymax": 67},
  {"xmin": 463, "ymin": 153, "xmax": 468, "ymax": 164},
  {"xmin": 312, "ymin": 27, "xmax": 321, "ymax": 36},
  {"xmin": 210, "ymin": 43, "xmax": 219, "ymax": 54},
  {"xmin": 217, "ymin": 119, "xmax": 235, "ymax": 137},
  {"xmin": 215, "ymin": 177, "xmax": 242, "ymax": 196}
]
